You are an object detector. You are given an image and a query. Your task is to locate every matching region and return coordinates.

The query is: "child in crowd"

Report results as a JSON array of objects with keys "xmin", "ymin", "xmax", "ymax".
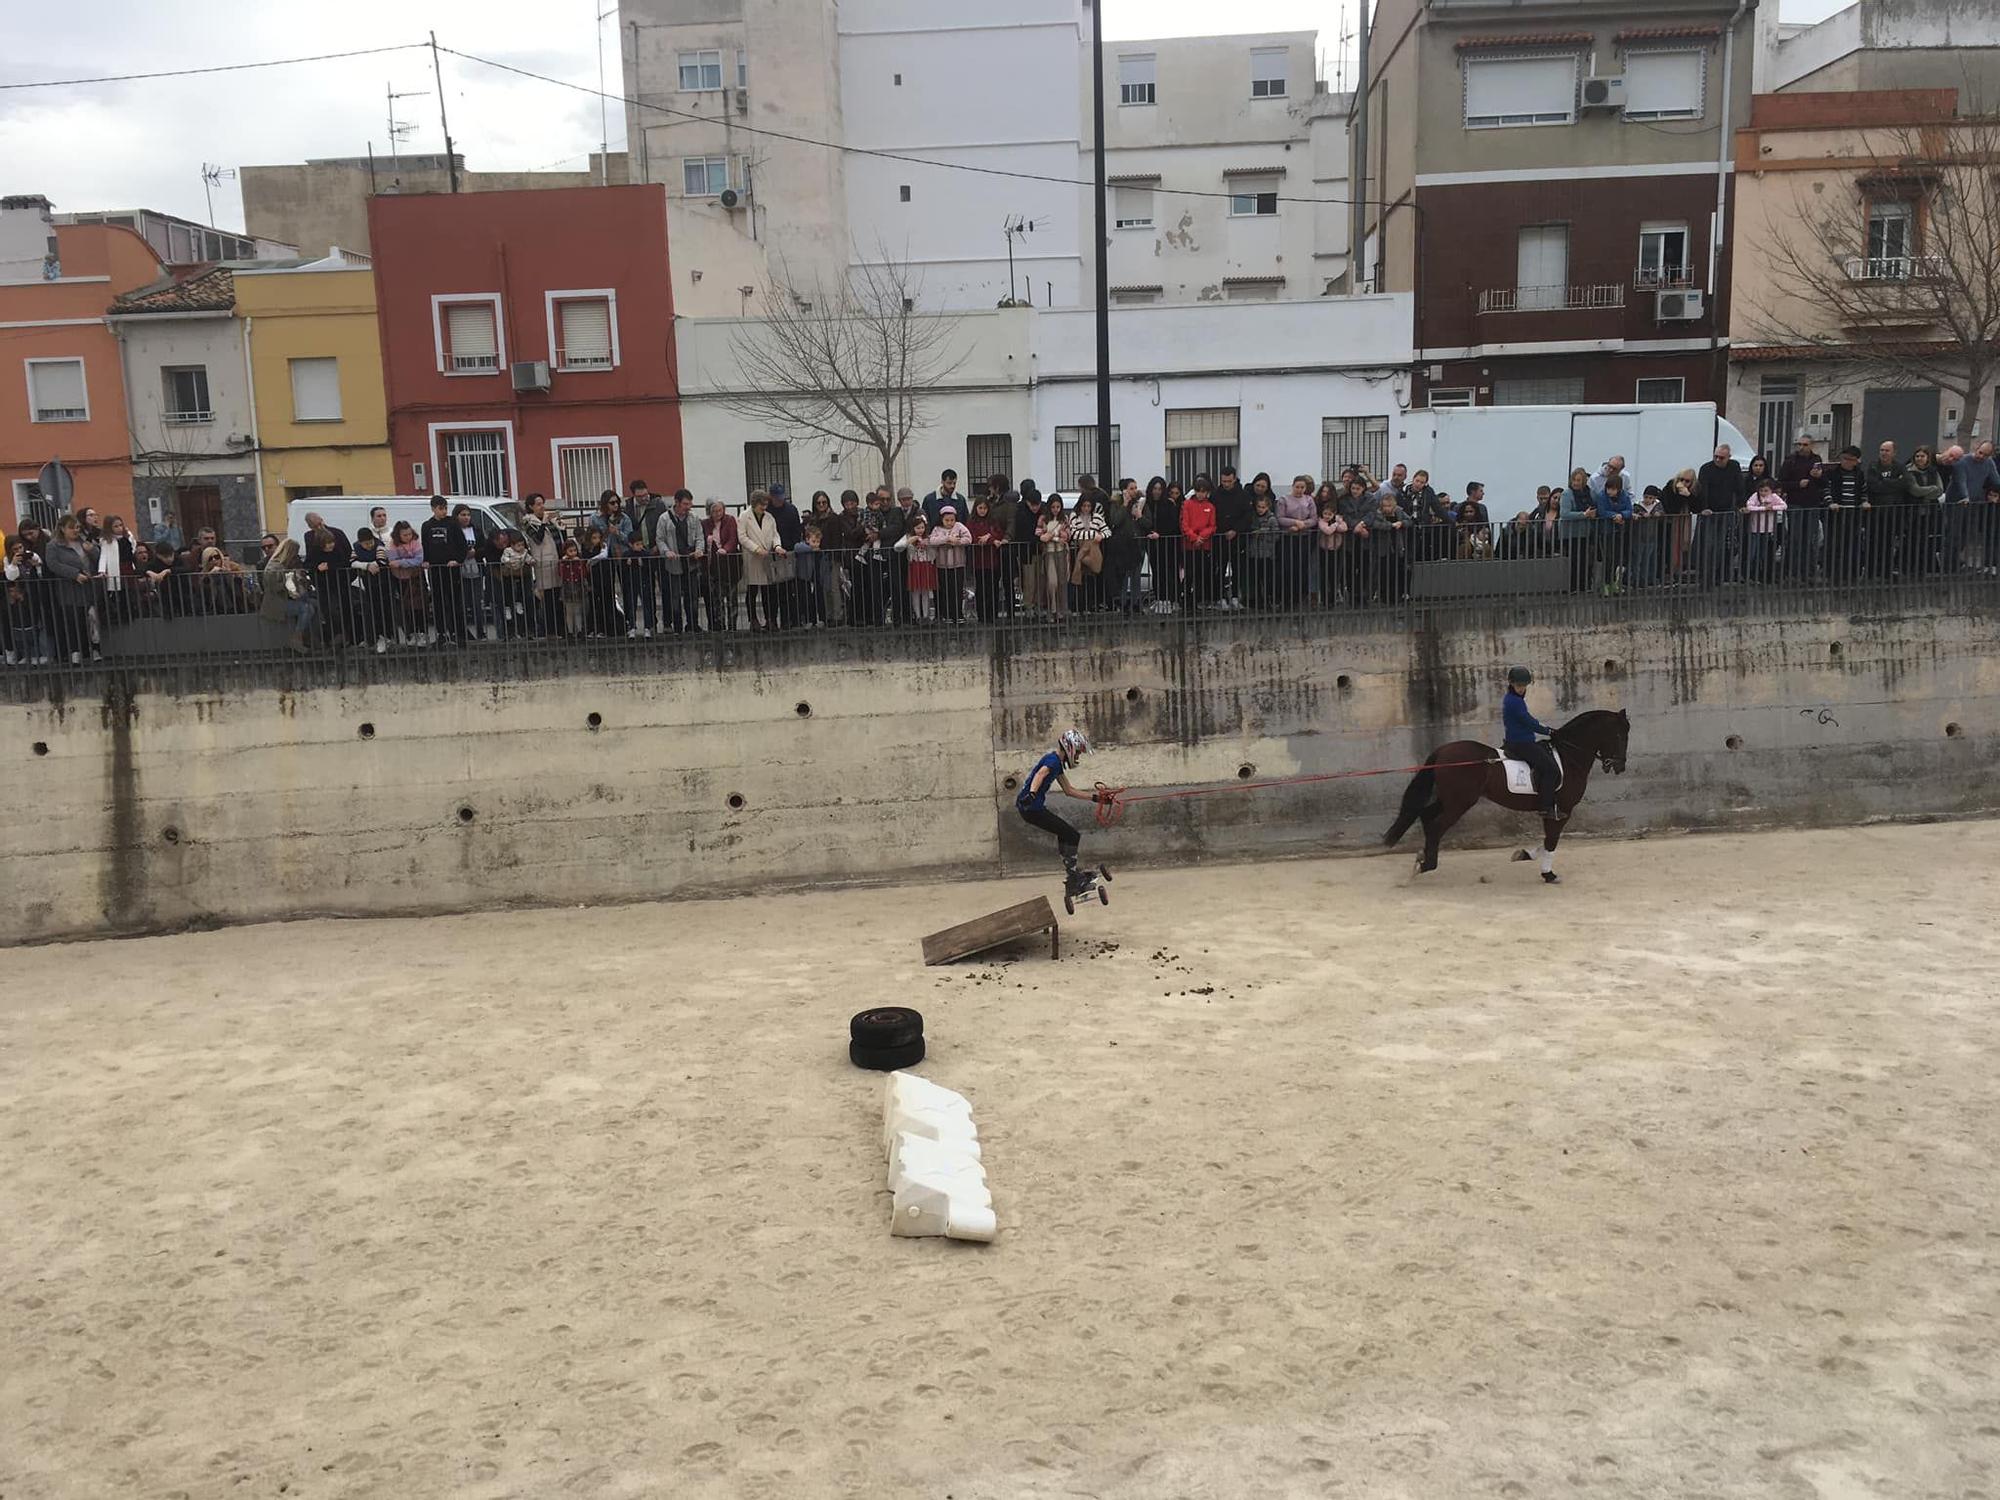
[
  {"xmin": 1744, "ymin": 475, "xmax": 1788, "ymax": 583},
  {"xmin": 897, "ymin": 515, "xmax": 937, "ymax": 621},
  {"xmin": 558, "ymin": 538, "xmax": 589, "ymax": 638}
]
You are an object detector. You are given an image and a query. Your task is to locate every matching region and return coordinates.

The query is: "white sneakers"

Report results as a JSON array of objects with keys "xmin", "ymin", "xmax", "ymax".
[{"xmin": 882, "ymin": 1072, "xmax": 996, "ymax": 1242}]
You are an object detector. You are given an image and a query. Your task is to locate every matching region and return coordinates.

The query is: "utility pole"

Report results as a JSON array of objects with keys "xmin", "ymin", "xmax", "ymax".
[
  {"xmin": 430, "ymin": 32, "xmax": 461, "ymax": 193},
  {"xmin": 1089, "ymin": 0, "xmax": 1112, "ymax": 493},
  {"xmin": 1350, "ymin": 0, "xmax": 1372, "ymax": 291}
]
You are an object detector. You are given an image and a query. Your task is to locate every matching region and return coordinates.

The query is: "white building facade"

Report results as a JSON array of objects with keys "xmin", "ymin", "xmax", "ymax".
[
  {"xmin": 674, "ymin": 293, "xmax": 1414, "ymax": 504},
  {"xmin": 621, "ymin": 1, "xmax": 1353, "ymax": 313}
]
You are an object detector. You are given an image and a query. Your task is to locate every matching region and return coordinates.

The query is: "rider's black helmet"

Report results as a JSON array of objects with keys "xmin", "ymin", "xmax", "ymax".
[{"xmin": 1507, "ymin": 666, "xmax": 1534, "ymax": 687}]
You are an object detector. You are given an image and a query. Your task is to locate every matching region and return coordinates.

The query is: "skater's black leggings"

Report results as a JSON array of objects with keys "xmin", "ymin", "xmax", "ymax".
[{"xmin": 1018, "ymin": 804, "xmax": 1080, "ymax": 857}]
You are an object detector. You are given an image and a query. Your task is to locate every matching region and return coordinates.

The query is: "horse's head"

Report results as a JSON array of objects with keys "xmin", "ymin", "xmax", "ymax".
[{"xmin": 1563, "ymin": 709, "xmax": 1630, "ymax": 774}]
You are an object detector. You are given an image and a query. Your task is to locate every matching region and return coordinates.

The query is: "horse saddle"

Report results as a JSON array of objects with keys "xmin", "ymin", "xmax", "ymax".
[{"xmin": 1501, "ymin": 754, "xmax": 1563, "ymax": 798}]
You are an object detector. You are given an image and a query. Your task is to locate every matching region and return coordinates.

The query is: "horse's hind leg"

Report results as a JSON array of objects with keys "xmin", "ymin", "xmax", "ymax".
[{"xmin": 1416, "ymin": 798, "xmax": 1470, "ymax": 874}]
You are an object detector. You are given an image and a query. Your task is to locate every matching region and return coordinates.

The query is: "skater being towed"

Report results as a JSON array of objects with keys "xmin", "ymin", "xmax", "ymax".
[{"xmin": 1016, "ymin": 728, "xmax": 1101, "ymax": 902}]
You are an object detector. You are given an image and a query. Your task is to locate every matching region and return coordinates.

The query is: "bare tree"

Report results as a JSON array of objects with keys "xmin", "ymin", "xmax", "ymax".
[
  {"xmin": 1747, "ymin": 108, "xmax": 2000, "ymax": 445},
  {"xmin": 718, "ymin": 255, "xmax": 967, "ymax": 490}
]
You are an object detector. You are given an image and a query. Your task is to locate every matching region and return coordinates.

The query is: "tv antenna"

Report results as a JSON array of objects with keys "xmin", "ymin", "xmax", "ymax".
[
  {"xmin": 199, "ymin": 163, "xmax": 236, "ymax": 230},
  {"xmin": 387, "ymin": 82, "xmax": 431, "ymax": 177},
  {"xmin": 1003, "ymin": 215, "xmax": 1039, "ymax": 305}
]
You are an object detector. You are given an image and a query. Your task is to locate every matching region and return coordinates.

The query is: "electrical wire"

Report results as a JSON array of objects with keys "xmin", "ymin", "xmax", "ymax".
[
  {"xmin": 0, "ymin": 43, "xmax": 428, "ymax": 91},
  {"xmin": 437, "ymin": 43, "xmax": 1404, "ymax": 212}
]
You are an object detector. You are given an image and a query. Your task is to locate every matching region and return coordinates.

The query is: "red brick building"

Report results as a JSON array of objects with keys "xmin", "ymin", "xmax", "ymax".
[
  {"xmin": 368, "ymin": 185, "xmax": 682, "ymax": 504},
  {"xmin": 1356, "ymin": 0, "xmax": 1755, "ymax": 409}
]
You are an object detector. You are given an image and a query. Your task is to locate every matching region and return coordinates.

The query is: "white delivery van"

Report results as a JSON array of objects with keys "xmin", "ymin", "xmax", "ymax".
[
  {"xmin": 1395, "ymin": 403, "xmax": 1757, "ymax": 515},
  {"xmin": 285, "ymin": 494, "xmax": 525, "ymax": 545}
]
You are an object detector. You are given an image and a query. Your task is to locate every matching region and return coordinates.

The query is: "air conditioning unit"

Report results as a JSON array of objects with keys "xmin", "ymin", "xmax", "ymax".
[
  {"xmin": 1656, "ymin": 288, "xmax": 1704, "ymax": 322},
  {"xmin": 734, "ymin": 87, "xmax": 748, "ymax": 114},
  {"xmin": 719, "ymin": 187, "xmax": 741, "ymax": 210},
  {"xmin": 511, "ymin": 359, "xmax": 551, "ymax": 392},
  {"xmin": 1580, "ymin": 75, "xmax": 1627, "ymax": 111}
]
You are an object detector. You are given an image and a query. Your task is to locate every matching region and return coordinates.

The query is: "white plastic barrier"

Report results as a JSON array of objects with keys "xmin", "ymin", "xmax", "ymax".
[{"xmin": 882, "ymin": 1072, "xmax": 995, "ymax": 1243}]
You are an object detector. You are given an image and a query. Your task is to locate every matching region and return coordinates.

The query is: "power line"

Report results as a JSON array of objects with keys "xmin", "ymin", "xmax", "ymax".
[
  {"xmin": 0, "ymin": 43, "xmax": 428, "ymax": 91},
  {"xmin": 437, "ymin": 43, "xmax": 1403, "ymax": 212}
]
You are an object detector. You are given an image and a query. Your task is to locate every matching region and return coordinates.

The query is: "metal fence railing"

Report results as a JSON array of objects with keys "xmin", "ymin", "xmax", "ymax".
[{"xmin": 4, "ymin": 506, "xmax": 1996, "ymax": 675}]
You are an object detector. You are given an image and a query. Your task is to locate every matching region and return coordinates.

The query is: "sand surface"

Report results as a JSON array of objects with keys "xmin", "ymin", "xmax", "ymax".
[{"xmin": 3, "ymin": 823, "xmax": 1998, "ymax": 1500}]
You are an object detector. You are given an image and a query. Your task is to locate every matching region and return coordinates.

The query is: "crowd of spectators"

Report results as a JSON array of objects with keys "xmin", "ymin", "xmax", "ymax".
[{"xmin": 5, "ymin": 438, "xmax": 1996, "ymax": 663}]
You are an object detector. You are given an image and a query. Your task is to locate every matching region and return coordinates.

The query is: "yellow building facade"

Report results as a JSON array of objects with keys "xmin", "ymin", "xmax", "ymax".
[{"xmin": 234, "ymin": 257, "xmax": 393, "ymax": 529}]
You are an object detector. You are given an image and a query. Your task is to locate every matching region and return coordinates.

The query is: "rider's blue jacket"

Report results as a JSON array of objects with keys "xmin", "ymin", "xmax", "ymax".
[{"xmin": 1503, "ymin": 690, "xmax": 1552, "ymax": 747}]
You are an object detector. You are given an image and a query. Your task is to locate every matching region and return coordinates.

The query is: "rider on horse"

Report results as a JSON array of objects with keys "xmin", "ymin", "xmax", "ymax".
[{"xmin": 1501, "ymin": 666, "xmax": 1561, "ymax": 820}]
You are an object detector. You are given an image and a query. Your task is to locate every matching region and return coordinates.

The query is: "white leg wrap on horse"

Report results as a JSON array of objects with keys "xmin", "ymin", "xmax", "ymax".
[{"xmin": 1538, "ymin": 847, "xmax": 1555, "ymax": 877}]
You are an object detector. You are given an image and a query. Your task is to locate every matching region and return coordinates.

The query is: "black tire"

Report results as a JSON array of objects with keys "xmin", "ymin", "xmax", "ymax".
[
  {"xmin": 1098, "ymin": 865, "xmax": 1113, "ymax": 883},
  {"xmin": 850, "ymin": 1007, "xmax": 924, "ymax": 1046},
  {"xmin": 1064, "ymin": 891, "xmax": 1076, "ymax": 916},
  {"xmin": 1098, "ymin": 886, "xmax": 1109, "ymax": 905},
  {"xmin": 850, "ymin": 1035, "xmax": 926, "ymax": 1072}
]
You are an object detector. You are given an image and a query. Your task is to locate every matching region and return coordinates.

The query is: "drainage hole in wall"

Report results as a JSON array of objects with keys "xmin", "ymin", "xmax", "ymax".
[
  {"xmin": 586, "ymin": 712, "xmax": 603, "ymax": 730},
  {"xmin": 1124, "ymin": 686, "xmax": 1141, "ymax": 702},
  {"xmin": 727, "ymin": 793, "xmax": 746, "ymax": 811},
  {"xmin": 1725, "ymin": 735, "xmax": 1743, "ymax": 751},
  {"xmin": 1237, "ymin": 763, "xmax": 1256, "ymax": 780},
  {"xmin": 1002, "ymin": 775, "xmax": 1019, "ymax": 792},
  {"xmin": 1603, "ymin": 658, "xmax": 1618, "ymax": 674},
  {"xmin": 1336, "ymin": 674, "xmax": 1352, "ymax": 690},
  {"xmin": 457, "ymin": 806, "xmax": 476, "ymax": 824},
  {"xmin": 357, "ymin": 722, "xmax": 376, "ymax": 740},
  {"xmin": 795, "ymin": 701, "xmax": 813, "ymax": 718},
  {"xmin": 162, "ymin": 825, "xmax": 182, "ymax": 845},
  {"xmin": 1946, "ymin": 722, "xmax": 1964, "ymax": 738},
  {"xmin": 1829, "ymin": 641, "xmax": 1843, "ymax": 657},
  {"xmin": 31, "ymin": 741, "xmax": 48, "ymax": 757}
]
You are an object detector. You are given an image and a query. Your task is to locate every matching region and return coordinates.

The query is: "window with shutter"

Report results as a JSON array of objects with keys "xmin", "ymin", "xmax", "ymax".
[
  {"xmin": 558, "ymin": 299, "xmax": 614, "ymax": 369},
  {"xmin": 27, "ymin": 358, "xmax": 88, "ymax": 422},
  {"xmin": 289, "ymin": 357, "xmax": 342, "ymax": 422},
  {"xmin": 1463, "ymin": 54, "xmax": 1578, "ymax": 128},
  {"xmin": 1164, "ymin": 408, "xmax": 1240, "ymax": 447},
  {"xmin": 444, "ymin": 301, "xmax": 500, "ymax": 372},
  {"xmin": 1113, "ymin": 186, "xmax": 1153, "ymax": 229},
  {"xmin": 1118, "ymin": 54, "xmax": 1155, "ymax": 106},
  {"xmin": 1621, "ymin": 49, "xmax": 1705, "ymax": 121}
]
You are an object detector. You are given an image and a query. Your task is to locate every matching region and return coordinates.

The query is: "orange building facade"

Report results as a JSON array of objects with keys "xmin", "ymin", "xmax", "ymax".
[{"xmin": 1, "ymin": 208, "xmax": 164, "ymax": 528}]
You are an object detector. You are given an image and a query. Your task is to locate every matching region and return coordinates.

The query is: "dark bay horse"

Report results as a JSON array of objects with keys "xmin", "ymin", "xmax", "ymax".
[{"xmin": 1382, "ymin": 709, "xmax": 1631, "ymax": 883}]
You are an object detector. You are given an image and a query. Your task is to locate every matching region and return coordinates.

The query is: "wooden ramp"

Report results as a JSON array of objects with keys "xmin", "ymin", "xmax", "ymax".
[{"xmin": 921, "ymin": 896, "xmax": 1060, "ymax": 966}]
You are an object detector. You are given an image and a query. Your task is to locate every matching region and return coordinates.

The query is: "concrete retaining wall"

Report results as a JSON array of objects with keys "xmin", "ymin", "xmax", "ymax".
[{"xmin": 5, "ymin": 592, "xmax": 1996, "ymax": 943}]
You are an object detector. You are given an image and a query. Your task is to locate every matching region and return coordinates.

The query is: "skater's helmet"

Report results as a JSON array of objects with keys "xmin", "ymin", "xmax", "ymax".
[{"xmin": 1058, "ymin": 728, "xmax": 1090, "ymax": 767}]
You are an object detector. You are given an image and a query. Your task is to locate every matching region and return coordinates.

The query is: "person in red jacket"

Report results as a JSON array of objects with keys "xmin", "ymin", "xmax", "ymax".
[{"xmin": 1179, "ymin": 480, "xmax": 1218, "ymax": 607}]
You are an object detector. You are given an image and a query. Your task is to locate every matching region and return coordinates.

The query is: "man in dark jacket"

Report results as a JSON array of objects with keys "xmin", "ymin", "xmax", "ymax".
[
  {"xmin": 629, "ymin": 478, "xmax": 668, "ymax": 635},
  {"xmin": 1823, "ymin": 446, "xmax": 1868, "ymax": 581},
  {"xmin": 1861, "ymin": 439, "xmax": 1908, "ymax": 578},
  {"xmin": 1402, "ymin": 468, "xmax": 1453, "ymax": 562},
  {"xmin": 1693, "ymin": 444, "xmax": 1744, "ymax": 586},
  {"xmin": 768, "ymin": 483, "xmax": 804, "ymax": 627},
  {"xmin": 1211, "ymin": 467, "xmax": 1253, "ymax": 607},
  {"xmin": 1778, "ymin": 435, "xmax": 1826, "ymax": 580},
  {"xmin": 420, "ymin": 494, "xmax": 469, "ymax": 643},
  {"xmin": 922, "ymin": 469, "xmax": 963, "ymax": 527}
]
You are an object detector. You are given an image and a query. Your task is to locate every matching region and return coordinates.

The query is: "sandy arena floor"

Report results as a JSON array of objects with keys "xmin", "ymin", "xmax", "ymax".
[{"xmin": 3, "ymin": 822, "xmax": 1998, "ymax": 1500}]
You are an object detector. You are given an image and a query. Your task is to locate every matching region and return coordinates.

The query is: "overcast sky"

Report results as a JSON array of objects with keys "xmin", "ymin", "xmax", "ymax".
[{"xmin": 3, "ymin": 0, "xmax": 1855, "ymax": 235}]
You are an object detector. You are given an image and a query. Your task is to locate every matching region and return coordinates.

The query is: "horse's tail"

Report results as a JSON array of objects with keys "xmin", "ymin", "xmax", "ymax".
[{"xmin": 1382, "ymin": 758, "xmax": 1438, "ymax": 846}]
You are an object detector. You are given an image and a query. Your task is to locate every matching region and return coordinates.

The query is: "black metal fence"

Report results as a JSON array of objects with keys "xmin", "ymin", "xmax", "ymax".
[{"xmin": 6, "ymin": 506, "xmax": 1997, "ymax": 673}]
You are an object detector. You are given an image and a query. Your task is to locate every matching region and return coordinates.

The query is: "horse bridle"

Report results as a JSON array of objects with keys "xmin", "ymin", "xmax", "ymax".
[{"xmin": 1550, "ymin": 733, "xmax": 1620, "ymax": 773}]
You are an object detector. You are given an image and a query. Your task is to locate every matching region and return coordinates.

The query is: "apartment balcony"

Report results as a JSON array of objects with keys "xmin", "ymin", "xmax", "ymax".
[
  {"xmin": 1842, "ymin": 255, "xmax": 1945, "ymax": 283},
  {"xmin": 1476, "ymin": 283, "xmax": 1626, "ymax": 314}
]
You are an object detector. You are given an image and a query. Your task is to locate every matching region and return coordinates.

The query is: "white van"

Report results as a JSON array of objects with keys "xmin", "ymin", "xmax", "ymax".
[{"xmin": 285, "ymin": 494, "xmax": 525, "ymax": 546}]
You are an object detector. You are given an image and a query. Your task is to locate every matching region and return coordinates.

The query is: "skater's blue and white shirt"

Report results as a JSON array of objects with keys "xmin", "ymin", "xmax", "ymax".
[{"xmin": 1017, "ymin": 751, "xmax": 1063, "ymax": 812}]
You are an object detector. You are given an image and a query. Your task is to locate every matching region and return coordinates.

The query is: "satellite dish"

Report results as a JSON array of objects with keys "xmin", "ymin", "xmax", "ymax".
[{"xmin": 719, "ymin": 188, "xmax": 740, "ymax": 209}]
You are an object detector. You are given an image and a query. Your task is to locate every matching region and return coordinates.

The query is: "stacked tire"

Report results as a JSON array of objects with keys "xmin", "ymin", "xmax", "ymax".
[{"xmin": 850, "ymin": 1007, "xmax": 925, "ymax": 1071}]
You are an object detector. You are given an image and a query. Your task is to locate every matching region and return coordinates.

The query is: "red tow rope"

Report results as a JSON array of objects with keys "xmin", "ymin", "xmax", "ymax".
[{"xmin": 1091, "ymin": 758, "xmax": 1495, "ymax": 829}]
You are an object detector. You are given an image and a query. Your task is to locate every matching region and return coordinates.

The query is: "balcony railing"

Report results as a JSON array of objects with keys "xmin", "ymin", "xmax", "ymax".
[
  {"xmin": 1634, "ymin": 265, "xmax": 1696, "ymax": 289},
  {"xmin": 163, "ymin": 409, "xmax": 213, "ymax": 425},
  {"xmin": 449, "ymin": 353, "xmax": 500, "ymax": 373},
  {"xmin": 1477, "ymin": 283, "xmax": 1626, "ymax": 314},
  {"xmin": 1843, "ymin": 255, "xmax": 1945, "ymax": 282}
]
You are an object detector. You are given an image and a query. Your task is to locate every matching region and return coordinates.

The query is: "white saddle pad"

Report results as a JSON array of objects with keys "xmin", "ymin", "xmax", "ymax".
[{"xmin": 1502, "ymin": 755, "xmax": 1563, "ymax": 797}]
